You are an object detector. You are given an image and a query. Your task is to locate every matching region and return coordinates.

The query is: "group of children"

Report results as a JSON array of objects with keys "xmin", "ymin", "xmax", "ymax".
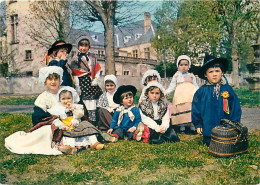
[{"xmin": 5, "ymin": 36, "xmax": 242, "ymax": 155}]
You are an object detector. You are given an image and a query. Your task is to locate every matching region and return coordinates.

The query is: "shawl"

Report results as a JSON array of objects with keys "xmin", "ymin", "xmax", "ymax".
[
  {"xmin": 29, "ymin": 115, "xmax": 63, "ymax": 142},
  {"xmin": 139, "ymin": 98, "xmax": 167, "ymax": 120}
]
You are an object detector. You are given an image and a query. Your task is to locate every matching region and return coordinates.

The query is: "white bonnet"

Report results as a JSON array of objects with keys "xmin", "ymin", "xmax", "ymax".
[
  {"xmin": 39, "ymin": 66, "xmax": 63, "ymax": 85},
  {"xmin": 176, "ymin": 55, "xmax": 191, "ymax": 67},
  {"xmin": 141, "ymin": 69, "xmax": 161, "ymax": 86},
  {"xmin": 104, "ymin": 74, "xmax": 117, "ymax": 87},
  {"xmin": 144, "ymin": 81, "xmax": 165, "ymax": 95},
  {"xmin": 57, "ymin": 86, "xmax": 80, "ymax": 104}
]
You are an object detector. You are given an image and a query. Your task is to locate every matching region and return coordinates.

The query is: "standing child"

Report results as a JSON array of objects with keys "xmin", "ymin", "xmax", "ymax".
[
  {"xmin": 165, "ymin": 55, "xmax": 198, "ymax": 134},
  {"xmin": 102, "ymin": 85, "xmax": 144, "ymax": 142},
  {"xmin": 47, "ymin": 86, "xmax": 104, "ymax": 151},
  {"xmin": 71, "ymin": 36, "xmax": 103, "ymax": 125},
  {"xmin": 97, "ymin": 74, "xmax": 120, "ymax": 131},
  {"xmin": 139, "ymin": 69, "xmax": 162, "ymax": 104},
  {"xmin": 139, "ymin": 81, "xmax": 180, "ymax": 144},
  {"xmin": 47, "ymin": 40, "xmax": 74, "ymax": 87},
  {"xmin": 192, "ymin": 55, "xmax": 241, "ymax": 146}
]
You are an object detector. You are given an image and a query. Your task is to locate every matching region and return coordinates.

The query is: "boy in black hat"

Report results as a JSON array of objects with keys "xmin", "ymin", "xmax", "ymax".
[
  {"xmin": 47, "ymin": 40, "xmax": 74, "ymax": 87},
  {"xmin": 102, "ymin": 85, "xmax": 144, "ymax": 142},
  {"xmin": 192, "ymin": 55, "xmax": 241, "ymax": 146}
]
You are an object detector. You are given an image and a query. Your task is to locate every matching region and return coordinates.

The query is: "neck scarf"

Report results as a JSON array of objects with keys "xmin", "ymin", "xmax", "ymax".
[
  {"xmin": 139, "ymin": 98, "xmax": 167, "ymax": 120},
  {"xmin": 206, "ymin": 78, "xmax": 225, "ymax": 99},
  {"xmin": 116, "ymin": 105, "xmax": 135, "ymax": 126}
]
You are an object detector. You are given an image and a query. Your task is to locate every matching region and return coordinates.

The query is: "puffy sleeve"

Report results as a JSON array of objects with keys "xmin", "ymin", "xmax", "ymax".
[
  {"xmin": 140, "ymin": 110, "xmax": 160, "ymax": 130},
  {"xmin": 191, "ymin": 74, "xmax": 199, "ymax": 89},
  {"xmin": 192, "ymin": 88, "xmax": 203, "ymax": 129},
  {"xmin": 165, "ymin": 73, "xmax": 177, "ymax": 96}
]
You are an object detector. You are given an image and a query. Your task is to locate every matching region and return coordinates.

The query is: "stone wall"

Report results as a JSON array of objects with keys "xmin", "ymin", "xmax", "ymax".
[{"xmin": 0, "ymin": 74, "xmax": 249, "ymax": 95}]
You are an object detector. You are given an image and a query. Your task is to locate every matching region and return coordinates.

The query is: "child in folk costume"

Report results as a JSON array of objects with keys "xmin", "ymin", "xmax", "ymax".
[
  {"xmin": 5, "ymin": 66, "xmax": 64, "ymax": 155},
  {"xmin": 139, "ymin": 69, "xmax": 162, "ymax": 104},
  {"xmin": 71, "ymin": 36, "xmax": 103, "ymax": 125},
  {"xmin": 47, "ymin": 40, "xmax": 75, "ymax": 87},
  {"xmin": 47, "ymin": 86, "xmax": 104, "ymax": 151},
  {"xmin": 97, "ymin": 74, "xmax": 120, "ymax": 131},
  {"xmin": 139, "ymin": 81, "xmax": 180, "ymax": 144},
  {"xmin": 165, "ymin": 55, "xmax": 198, "ymax": 134},
  {"xmin": 102, "ymin": 85, "xmax": 144, "ymax": 142},
  {"xmin": 192, "ymin": 55, "xmax": 241, "ymax": 146}
]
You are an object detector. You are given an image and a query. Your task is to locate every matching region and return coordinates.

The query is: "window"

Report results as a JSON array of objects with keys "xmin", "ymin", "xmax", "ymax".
[
  {"xmin": 26, "ymin": 71, "xmax": 33, "ymax": 76},
  {"xmin": 133, "ymin": 50, "xmax": 138, "ymax": 58},
  {"xmin": 144, "ymin": 47, "xmax": 150, "ymax": 59},
  {"xmin": 123, "ymin": 71, "xmax": 129, "ymax": 75},
  {"xmin": 91, "ymin": 35, "xmax": 98, "ymax": 41},
  {"xmin": 98, "ymin": 50, "xmax": 104, "ymax": 57},
  {"xmin": 123, "ymin": 36, "xmax": 131, "ymax": 43},
  {"xmin": 11, "ymin": 14, "xmax": 19, "ymax": 43},
  {"xmin": 135, "ymin": 33, "xmax": 142, "ymax": 40},
  {"xmin": 25, "ymin": 50, "xmax": 32, "ymax": 60}
]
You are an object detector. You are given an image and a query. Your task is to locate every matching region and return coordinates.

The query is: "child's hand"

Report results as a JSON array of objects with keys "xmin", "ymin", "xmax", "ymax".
[
  {"xmin": 159, "ymin": 127, "xmax": 165, "ymax": 134},
  {"xmin": 70, "ymin": 118, "xmax": 79, "ymax": 127},
  {"xmin": 107, "ymin": 129, "xmax": 113, "ymax": 134},
  {"xmin": 197, "ymin": 128, "xmax": 203, "ymax": 135},
  {"xmin": 127, "ymin": 127, "xmax": 136, "ymax": 133},
  {"xmin": 60, "ymin": 53, "xmax": 67, "ymax": 60}
]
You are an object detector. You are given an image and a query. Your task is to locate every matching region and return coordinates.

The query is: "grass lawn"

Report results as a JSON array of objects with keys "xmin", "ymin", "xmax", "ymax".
[
  {"xmin": 0, "ymin": 86, "xmax": 259, "ymax": 184},
  {"xmin": 0, "ymin": 113, "xmax": 259, "ymax": 184},
  {"xmin": 0, "ymin": 86, "xmax": 259, "ymax": 107}
]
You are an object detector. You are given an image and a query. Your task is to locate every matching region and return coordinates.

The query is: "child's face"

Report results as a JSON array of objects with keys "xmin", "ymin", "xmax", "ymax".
[
  {"xmin": 105, "ymin": 82, "xmax": 116, "ymax": 93},
  {"xmin": 148, "ymin": 87, "xmax": 161, "ymax": 103},
  {"xmin": 45, "ymin": 76, "xmax": 60, "ymax": 94},
  {"xmin": 122, "ymin": 94, "xmax": 133, "ymax": 107},
  {"xmin": 60, "ymin": 92, "xmax": 73, "ymax": 108},
  {"xmin": 56, "ymin": 48, "xmax": 68, "ymax": 59},
  {"xmin": 146, "ymin": 76, "xmax": 158, "ymax": 85},
  {"xmin": 79, "ymin": 45, "xmax": 89, "ymax": 54},
  {"xmin": 205, "ymin": 67, "xmax": 223, "ymax": 83},
  {"xmin": 178, "ymin": 59, "xmax": 189, "ymax": 73}
]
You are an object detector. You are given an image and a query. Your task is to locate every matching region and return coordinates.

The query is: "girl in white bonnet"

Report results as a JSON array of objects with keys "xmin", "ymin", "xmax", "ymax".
[
  {"xmin": 47, "ymin": 86, "xmax": 104, "ymax": 152},
  {"xmin": 165, "ymin": 55, "xmax": 198, "ymax": 134},
  {"xmin": 97, "ymin": 74, "xmax": 120, "ymax": 131}
]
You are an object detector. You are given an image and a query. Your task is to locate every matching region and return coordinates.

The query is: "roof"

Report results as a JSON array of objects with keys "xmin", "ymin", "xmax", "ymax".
[{"xmin": 70, "ymin": 19, "xmax": 156, "ymax": 49}]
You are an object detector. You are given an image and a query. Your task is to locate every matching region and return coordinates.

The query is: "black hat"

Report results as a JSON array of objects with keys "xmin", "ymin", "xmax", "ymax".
[
  {"xmin": 113, "ymin": 85, "xmax": 137, "ymax": 104},
  {"xmin": 198, "ymin": 55, "xmax": 228, "ymax": 79},
  {"xmin": 48, "ymin": 40, "xmax": 72, "ymax": 56}
]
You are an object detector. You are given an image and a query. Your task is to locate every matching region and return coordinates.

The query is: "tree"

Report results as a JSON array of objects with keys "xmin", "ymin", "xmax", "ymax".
[
  {"xmin": 26, "ymin": 1, "xmax": 78, "ymax": 49},
  {"xmin": 73, "ymin": 0, "xmax": 145, "ymax": 75},
  {"xmin": 153, "ymin": 0, "xmax": 259, "ymax": 87},
  {"xmin": 214, "ymin": 0, "xmax": 260, "ymax": 87}
]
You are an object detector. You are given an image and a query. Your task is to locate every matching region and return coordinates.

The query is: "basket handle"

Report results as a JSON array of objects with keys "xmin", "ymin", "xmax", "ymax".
[{"xmin": 220, "ymin": 119, "xmax": 246, "ymax": 144}]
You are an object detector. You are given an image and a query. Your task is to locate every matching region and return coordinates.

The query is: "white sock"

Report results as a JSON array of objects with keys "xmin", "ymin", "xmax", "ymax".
[{"xmin": 88, "ymin": 135, "xmax": 98, "ymax": 145}]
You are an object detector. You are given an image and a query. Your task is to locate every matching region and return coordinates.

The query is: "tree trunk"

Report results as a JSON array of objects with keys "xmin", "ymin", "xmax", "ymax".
[
  {"xmin": 104, "ymin": 21, "xmax": 115, "ymax": 75},
  {"xmin": 230, "ymin": 29, "xmax": 240, "ymax": 87}
]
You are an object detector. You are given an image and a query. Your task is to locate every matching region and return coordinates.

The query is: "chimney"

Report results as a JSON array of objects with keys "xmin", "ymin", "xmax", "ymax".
[{"xmin": 144, "ymin": 12, "xmax": 151, "ymax": 33}]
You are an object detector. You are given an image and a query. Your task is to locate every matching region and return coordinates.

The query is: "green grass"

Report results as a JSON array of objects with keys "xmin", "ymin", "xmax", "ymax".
[
  {"xmin": 233, "ymin": 87, "xmax": 260, "ymax": 108},
  {"xmin": 0, "ymin": 87, "xmax": 259, "ymax": 108},
  {"xmin": 0, "ymin": 95, "xmax": 37, "ymax": 105},
  {"xmin": 0, "ymin": 113, "xmax": 259, "ymax": 184}
]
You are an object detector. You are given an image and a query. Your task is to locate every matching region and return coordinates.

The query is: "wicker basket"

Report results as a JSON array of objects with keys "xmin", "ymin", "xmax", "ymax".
[{"xmin": 209, "ymin": 119, "xmax": 248, "ymax": 157}]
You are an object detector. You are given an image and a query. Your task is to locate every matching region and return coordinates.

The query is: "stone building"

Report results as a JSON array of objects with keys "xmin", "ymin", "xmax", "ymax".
[{"xmin": 0, "ymin": 0, "xmax": 157, "ymax": 78}]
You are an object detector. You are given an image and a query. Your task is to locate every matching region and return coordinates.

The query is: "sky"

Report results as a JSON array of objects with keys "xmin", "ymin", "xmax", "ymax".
[{"xmin": 84, "ymin": 1, "xmax": 163, "ymax": 33}]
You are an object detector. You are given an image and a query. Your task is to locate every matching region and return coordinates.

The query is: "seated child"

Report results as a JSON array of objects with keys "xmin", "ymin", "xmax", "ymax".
[
  {"xmin": 139, "ymin": 69, "xmax": 162, "ymax": 104},
  {"xmin": 139, "ymin": 81, "xmax": 180, "ymax": 144},
  {"xmin": 192, "ymin": 55, "xmax": 242, "ymax": 146},
  {"xmin": 102, "ymin": 85, "xmax": 144, "ymax": 142},
  {"xmin": 165, "ymin": 55, "xmax": 198, "ymax": 134},
  {"xmin": 47, "ymin": 40, "xmax": 74, "ymax": 87},
  {"xmin": 97, "ymin": 74, "xmax": 120, "ymax": 131},
  {"xmin": 47, "ymin": 86, "xmax": 104, "ymax": 152}
]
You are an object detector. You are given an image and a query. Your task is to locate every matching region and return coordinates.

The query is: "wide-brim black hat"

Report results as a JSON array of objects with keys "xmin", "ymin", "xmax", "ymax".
[
  {"xmin": 48, "ymin": 40, "xmax": 72, "ymax": 56},
  {"xmin": 113, "ymin": 85, "xmax": 137, "ymax": 104},
  {"xmin": 198, "ymin": 55, "xmax": 229, "ymax": 79}
]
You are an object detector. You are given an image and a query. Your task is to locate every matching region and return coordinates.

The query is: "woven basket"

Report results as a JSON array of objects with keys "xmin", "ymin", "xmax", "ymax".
[{"xmin": 209, "ymin": 119, "xmax": 248, "ymax": 157}]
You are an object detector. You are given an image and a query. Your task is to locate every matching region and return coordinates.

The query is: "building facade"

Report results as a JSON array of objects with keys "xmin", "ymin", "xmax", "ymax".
[{"xmin": 0, "ymin": 1, "xmax": 157, "ymax": 77}]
